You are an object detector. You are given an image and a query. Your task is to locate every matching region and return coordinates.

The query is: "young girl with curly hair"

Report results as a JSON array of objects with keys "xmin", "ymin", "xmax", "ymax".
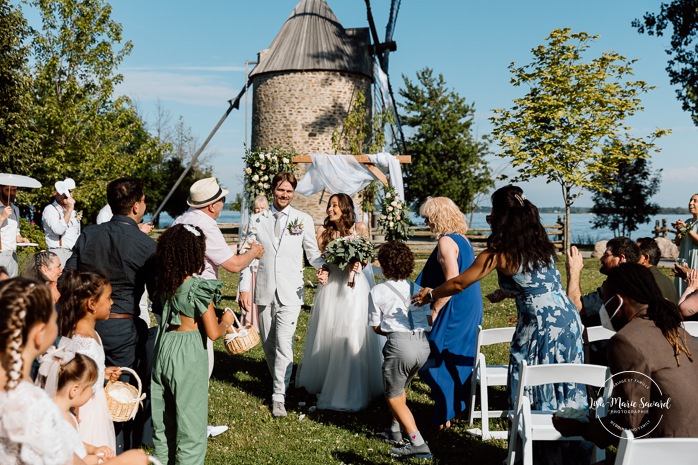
[
  {"xmin": 151, "ymin": 224, "xmax": 236, "ymax": 465},
  {"xmin": 57, "ymin": 270, "xmax": 120, "ymax": 453}
]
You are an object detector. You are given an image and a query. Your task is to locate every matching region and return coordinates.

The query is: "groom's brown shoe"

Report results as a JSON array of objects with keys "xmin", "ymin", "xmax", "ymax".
[{"xmin": 272, "ymin": 401, "xmax": 287, "ymax": 418}]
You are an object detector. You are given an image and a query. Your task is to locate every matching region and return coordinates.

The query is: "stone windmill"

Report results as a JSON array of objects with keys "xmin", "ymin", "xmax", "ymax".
[{"xmin": 249, "ymin": 0, "xmax": 373, "ymax": 223}]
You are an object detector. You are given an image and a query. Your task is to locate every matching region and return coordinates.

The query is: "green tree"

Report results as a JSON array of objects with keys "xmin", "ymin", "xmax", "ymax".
[
  {"xmin": 23, "ymin": 0, "xmax": 167, "ymax": 220},
  {"xmin": 634, "ymin": 1, "xmax": 698, "ymax": 125},
  {"xmin": 144, "ymin": 108, "xmax": 214, "ymax": 224},
  {"xmin": 490, "ymin": 28, "xmax": 668, "ymax": 251},
  {"xmin": 590, "ymin": 141, "xmax": 662, "ymax": 238},
  {"xmin": 147, "ymin": 156, "xmax": 211, "ymax": 224},
  {"xmin": 0, "ymin": 1, "xmax": 32, "ymax": 170},
  {"xmin": 399, "ymin": 68, "xmax": 492, "ymax": 216}
]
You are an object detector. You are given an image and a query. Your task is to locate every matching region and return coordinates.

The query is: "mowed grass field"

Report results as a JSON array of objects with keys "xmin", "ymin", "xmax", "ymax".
[{"xmin": 198, "ymin": 255, "xmax": 660, "ymax": 464}]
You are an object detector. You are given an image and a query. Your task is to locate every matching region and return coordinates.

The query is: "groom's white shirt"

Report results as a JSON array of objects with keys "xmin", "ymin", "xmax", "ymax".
[{"xmin": 240, "ymin": 205, "xmax": 324, "ymax": 305}]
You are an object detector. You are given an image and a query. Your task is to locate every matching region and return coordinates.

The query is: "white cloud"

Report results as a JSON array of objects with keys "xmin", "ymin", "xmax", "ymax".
[
  {"xmin": 122, "ymin": 65, "xmax": 247, "ymax": 73},
  {"xmin": 116, "ymin": 70, "xmax": 244, "ymax": 107},
  {"xmin": 662, "ymin": 166, "xmax": 698, "ymax": 183}
]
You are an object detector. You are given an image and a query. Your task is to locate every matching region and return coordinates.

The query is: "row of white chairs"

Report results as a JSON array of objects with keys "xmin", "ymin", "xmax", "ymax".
[
  {"xmin": 466, "ymin": 325, "xmax": 615, "ymax": 441},
  {"xmin": 466, "ymin": 322, "xmax": 698, "ymax": 464}
]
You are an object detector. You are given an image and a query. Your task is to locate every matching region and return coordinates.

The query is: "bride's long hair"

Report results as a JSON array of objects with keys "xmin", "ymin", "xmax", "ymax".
[{"xmin": 320, "ymin": 193, "xmax": 356, "ymax": 250}]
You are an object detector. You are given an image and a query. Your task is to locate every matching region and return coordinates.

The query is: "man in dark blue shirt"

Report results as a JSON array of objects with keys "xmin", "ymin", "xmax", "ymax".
[{"xmin": 65, "ymin": 177, "xmax": 156, "ymax": 453}]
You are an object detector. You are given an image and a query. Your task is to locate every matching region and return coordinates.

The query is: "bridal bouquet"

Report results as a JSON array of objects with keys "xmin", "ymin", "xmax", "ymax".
[{"xmin": 324, "ymin": 236, "xmax": 375, "ymax": 288}]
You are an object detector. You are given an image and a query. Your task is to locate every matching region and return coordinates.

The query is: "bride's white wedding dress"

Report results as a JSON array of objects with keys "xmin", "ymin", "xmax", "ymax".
[{"xmin": 296, "ymin": 242, "xmax": 383, "ymax": 411}]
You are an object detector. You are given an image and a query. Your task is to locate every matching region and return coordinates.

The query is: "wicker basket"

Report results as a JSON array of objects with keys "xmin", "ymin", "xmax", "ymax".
[
  {"xmin": 224, "ymin": 308, "xmax": 260, "ymax": 355},
  {"xmin": 105, "ymin": 367, "xmax": 144, "ymax": 422}
]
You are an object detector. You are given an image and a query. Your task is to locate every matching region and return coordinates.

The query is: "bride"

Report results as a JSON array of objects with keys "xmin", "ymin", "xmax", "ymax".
[{"xmin": 296, "ymin": 193, "xmax": 383, "ymax": 411}]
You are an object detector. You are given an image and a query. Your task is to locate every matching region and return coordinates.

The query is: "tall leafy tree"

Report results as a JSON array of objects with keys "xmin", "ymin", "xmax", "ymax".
[
  {"xmin": 634, "ymin": 1, "xmax": 698, "ymax": 125},
  {"xmin": 0, "ymin": 0, "xmax": 32, "ymax": 169},
  {"xmin": 590, "ymin": 141, "xmax": 662, "ymax": 238},
  {"xmin": 490, "ymin": 28, "xmax": 668, "ymax": 251},
  {"xmin": 399, "ymin": 68, "xmax": 492, "ymax": 215},
  {"xmin": 23, "ymin": 0, "xmax": 166, "ymax": 220}
]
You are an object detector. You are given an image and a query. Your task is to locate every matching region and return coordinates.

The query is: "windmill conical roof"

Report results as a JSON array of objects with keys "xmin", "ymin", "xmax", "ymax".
[{"xmin": 250, "ymin": 0, "xmax": 371, "ymax": 78}]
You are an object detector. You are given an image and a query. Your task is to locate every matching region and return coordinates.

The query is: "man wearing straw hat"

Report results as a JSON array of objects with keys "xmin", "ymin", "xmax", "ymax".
[
  {"xmin": 0, "ymin": 184, "xmax": 30, "ymax": 277},
  {"xmin": 172, "ymin": 177, "xmax": 264, "ymax": 376}
]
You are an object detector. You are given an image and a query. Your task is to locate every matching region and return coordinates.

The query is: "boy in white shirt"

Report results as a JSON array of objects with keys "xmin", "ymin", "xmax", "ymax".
[{"xmin": 368, "ymin": 241, "xmax": 432, "ymax": 460}]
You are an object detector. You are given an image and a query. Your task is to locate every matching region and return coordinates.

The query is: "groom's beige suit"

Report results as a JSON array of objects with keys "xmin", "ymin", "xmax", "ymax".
[{"xmin": 241, "ymin": 205, "xmax": 324, "ymax": 403}]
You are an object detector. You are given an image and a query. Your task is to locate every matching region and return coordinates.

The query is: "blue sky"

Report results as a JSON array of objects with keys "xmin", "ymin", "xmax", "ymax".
[{"xmin": 24, "ymin": 1, "xmax": 698, "ymax": 208}]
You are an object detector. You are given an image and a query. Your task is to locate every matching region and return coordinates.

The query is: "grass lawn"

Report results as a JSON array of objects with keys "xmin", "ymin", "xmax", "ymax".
[{"xmin": 201, "ymin": 257, "xmax": 670, "ymax": 464}]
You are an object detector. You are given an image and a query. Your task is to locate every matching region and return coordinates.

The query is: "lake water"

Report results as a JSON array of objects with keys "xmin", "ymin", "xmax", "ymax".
[{"xmin": 150, "ymin": 210, "xmax": 684, "ymax": 243}]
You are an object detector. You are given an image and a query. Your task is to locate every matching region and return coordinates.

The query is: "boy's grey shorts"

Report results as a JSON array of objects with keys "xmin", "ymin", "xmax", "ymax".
[{"xmin": 382, "ymin": 331, "xmax": 431, "ymax": 399}]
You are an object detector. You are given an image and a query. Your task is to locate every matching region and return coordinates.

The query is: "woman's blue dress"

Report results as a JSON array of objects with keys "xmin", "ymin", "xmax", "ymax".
[
  {"xmin": 416, "ymin": 234, "xmax": 483, "ymax": 426},
  {"xmin": 498, "ymin": 263, "xmax": 587, "ymax": 410}
]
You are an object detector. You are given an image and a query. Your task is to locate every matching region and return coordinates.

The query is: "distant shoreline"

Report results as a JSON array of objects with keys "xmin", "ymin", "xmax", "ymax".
[{"xmin": 470, "ymin": 206, "xmax": 688, "ymax": 215}]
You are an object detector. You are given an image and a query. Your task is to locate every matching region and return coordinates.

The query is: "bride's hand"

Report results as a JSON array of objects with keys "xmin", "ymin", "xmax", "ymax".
[
  {"xmin": 350, "ymin": 260, "xmax": 360, "ymax": 273},
  {"xmin": 317, "ymin": 266, "xmax": 329, "ymax": 285}
]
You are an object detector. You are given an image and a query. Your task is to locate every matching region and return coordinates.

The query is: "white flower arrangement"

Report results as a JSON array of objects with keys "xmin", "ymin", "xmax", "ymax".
[
  {"xmin": 243, "ymin": 148, "xmax": 295, "ymax": 208},
  {"xmin": 377, "ymin": 185, "xmax": 410, "ymax": 242}
]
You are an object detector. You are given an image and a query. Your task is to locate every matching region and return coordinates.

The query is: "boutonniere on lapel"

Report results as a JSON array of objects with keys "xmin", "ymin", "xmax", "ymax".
[
  {"xmin": 287, "ymin": 218, "xmax": 304, "ymax": 235},
  {"xmin": 255, "ymin": 209, "xmax": 272, "ymax": 223}
]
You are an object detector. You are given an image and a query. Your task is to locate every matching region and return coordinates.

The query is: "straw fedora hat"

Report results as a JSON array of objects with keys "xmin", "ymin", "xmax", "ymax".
[{"xmin": 187, "ymin": 177, "xmax": 229, "ymax": 207}]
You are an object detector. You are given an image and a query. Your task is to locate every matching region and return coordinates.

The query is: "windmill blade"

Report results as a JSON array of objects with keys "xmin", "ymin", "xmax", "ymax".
[
  {"xmin": 383, "ymin": 0, "xmax": 401, "ymax": 71},
  {"xmin": 364, "ymin": 0, "xmax": 406, "ymax": 153}
]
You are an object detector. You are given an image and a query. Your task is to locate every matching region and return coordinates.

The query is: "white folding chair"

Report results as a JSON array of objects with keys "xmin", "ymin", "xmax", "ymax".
[
  {"xmin": 682, "ymin": 321, "xmax": 698, "ymax": 338},
  {"xmin": 505, "ymin": 360, "xmax": 612, "ymax": 465},
  {"xmin": 584, "ymin": 325, "xmax": 615, "ymax": 342},
  {"xmin": 466, "ymin": 325, "xmax": 515, "ymax": 440},
  {"xmin": 615, "ymin": 429, "xmax": 698, "ymax": 465}
]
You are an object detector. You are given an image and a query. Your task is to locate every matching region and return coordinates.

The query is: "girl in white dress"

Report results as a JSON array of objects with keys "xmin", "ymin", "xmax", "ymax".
[
  {"xmin": 35, "ymin": 342, "xmax": 115, "ymax": 464},
  {"xmin": 0, "ymin": 278, "xmax": 149, "ymax": 465},
  {"xmin": 57, "ymin": 271, "xmax": 121, "ymax": 452},
  {"xmin": 296, "ymin": 193, "xmax": 383, "ymax": 411}
]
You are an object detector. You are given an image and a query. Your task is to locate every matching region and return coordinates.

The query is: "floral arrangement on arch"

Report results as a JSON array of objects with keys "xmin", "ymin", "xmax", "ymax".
[
  {"xmin": 377, "ymin": 185, "xmax": 411, "ymax": 242},
  {"xmin": 243, "ymin": 148, "xmax": 295, "ymax": 206}
]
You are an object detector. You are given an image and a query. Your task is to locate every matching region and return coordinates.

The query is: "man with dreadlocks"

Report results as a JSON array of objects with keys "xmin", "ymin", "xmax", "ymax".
[{"xmin": 553, "ymin": 263, "xmax": 698, "ymax": 447}]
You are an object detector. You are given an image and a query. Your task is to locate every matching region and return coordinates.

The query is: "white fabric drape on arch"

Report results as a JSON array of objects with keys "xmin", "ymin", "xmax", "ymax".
[
  {"xmin": 295, "ymin": 152, "xmax": 404, "ymax": 201},
  {"xmin": 240, "ymin": 152, "xmax": 404, "ymax": 231}
]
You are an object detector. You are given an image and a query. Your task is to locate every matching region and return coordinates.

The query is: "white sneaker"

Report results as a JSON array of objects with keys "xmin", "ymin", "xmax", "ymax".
[{"xmin": 207, "ymin": 425, "xmax": 228, "ymax": 437}]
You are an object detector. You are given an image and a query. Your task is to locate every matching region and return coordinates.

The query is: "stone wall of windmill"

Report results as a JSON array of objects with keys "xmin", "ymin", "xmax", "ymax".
[{"xmin": 251, "ymin": 69, "xmax": 372, "ymax": 223}]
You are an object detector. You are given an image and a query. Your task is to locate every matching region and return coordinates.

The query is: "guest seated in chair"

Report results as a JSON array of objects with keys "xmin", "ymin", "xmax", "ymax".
[
  {"xmin": 636, "ymin": 237, "xmax": 677, "ymax": 303},
  {"xmin": 553, "ymin": 263, "xmax": 698, "ymax": 448}
]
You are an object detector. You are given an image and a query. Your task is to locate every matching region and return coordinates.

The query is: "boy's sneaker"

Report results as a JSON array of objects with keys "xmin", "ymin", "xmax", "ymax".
[
  {"xmin": 390, "ymin": 442, "xmax": 432, "ymax": 460},
  {"xmin": 376, "ymin": 428, "xmax": 405, "ymax": 445}
]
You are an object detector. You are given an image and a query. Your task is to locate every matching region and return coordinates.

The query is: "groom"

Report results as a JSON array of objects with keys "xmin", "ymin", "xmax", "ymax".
[{"xmin": 239, "ymin": 172, "xmax": 327, "ymax": 417}]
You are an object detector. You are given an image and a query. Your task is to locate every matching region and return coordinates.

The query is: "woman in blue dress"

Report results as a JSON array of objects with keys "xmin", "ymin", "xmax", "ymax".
[
  {"xmin": 413, "ymin": 185, "xmax": 586, "ymax": 415},
  {"xmin": 416, "ymin": 197, "xmax": 483, "ymax": 429}
]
